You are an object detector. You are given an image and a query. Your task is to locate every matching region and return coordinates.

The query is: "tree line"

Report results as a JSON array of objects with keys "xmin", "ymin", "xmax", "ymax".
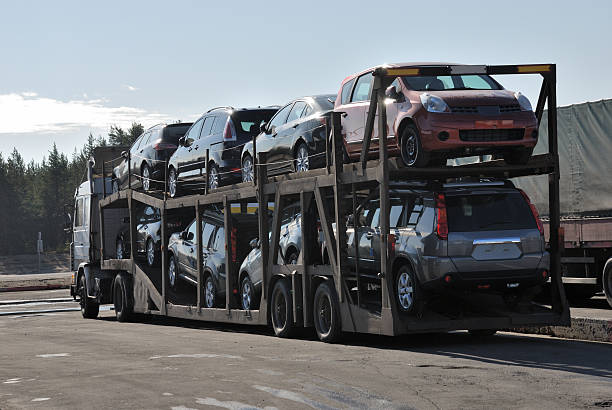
[{"xmin": 0, "ymin": 123, "xmax": 144, "ymax": 256}]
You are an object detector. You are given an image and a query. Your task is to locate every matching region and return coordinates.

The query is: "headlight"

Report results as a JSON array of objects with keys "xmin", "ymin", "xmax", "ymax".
[
  {"xmin": 514, "ymin": 92, "xmax": 532, "ymax": 111},
  {"xmin": 419, "ymin": 93, "xmax": 449, "ymax": 113}
]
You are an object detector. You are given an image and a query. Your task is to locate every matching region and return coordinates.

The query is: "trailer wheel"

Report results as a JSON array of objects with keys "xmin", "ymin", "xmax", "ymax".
[
  {"xmin": 114, "ymin": 274, "xmax": 133, "ymax": 322},
  {"xmin": 79, "ymin": 274, "xmax": 99, "ymax": 319},
  {"xmin": 270, "ymin": 279, "xmax": 294, "ymax": 338},
  {"xmin": 603, "ymin": 263, "xmax": 612, "ymax": 309},
  {"xmin": 313, "ymin": 281, "xmax": 342, "ymax": 343}
]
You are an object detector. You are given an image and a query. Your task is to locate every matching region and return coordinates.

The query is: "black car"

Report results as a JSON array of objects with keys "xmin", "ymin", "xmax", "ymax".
[
  {"xmin": 112, "ymin": 123, "xmax": 192, "ymax": 193},
  {"xmin": 167, "ymin": 210, "xmax": 259, "ymax": 308},
  {"xmin": 167, "ymin": 107, "xmax": 278, "ymax": 197},
  {"xmin": 116, "ymin": 205, "xmax": 163, "ymax": 267},
  {"xmin": 240, "ymin": 95, "xmax": 335, "ymax": 182}
]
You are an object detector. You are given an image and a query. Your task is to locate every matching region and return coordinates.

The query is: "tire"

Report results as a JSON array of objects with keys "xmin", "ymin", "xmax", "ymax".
[
  {"xmin": 294, "ymin": 143, "xmax": 310, "ymax": 173},
  {"xmin": 146, "ymin": 238, "xmax": 158, "ymax": 267},
  {"xmin": 204, "ymin": 275, "xmax": 217, "ymax": 308},
  {"xmin": 468, "ymin": 329, "xmax": 497, "ymax": 338},
  {"xmin": 112, "ymin": 179, "xmax": 120, "ymax": 193},
  {"xmin": 208, "ymin": 163, "xmax": 219, "ymax": 190},
  {"xmin": 141, "ymin": 164, "xmax": 151, "ymax": 192},
  {"xmin": 270, "ymin": 279, "xmax": 294, "ymax": 338},
  {"xmin": 242, "ymin": 155, "xmax": 254, "ymax": 182},
  {"xmin": 503, "ymin": 147, "xmax": 533, "ymax": 165},
  {"xmin": 400, "ymin": 124, "xmax": 430, "ymax": 167},
  {"xmin": 168, "ymin": 255, "xmax": 178, "ymax": 290},
  {"xmin": 603, "ymin": 264, "xmax": 612, "ymax": 309},
  {"xmin": 313, "ymin": 281, "xmax": 342, "ymax": 343},
  {"xmin": 79, "ymin": 274, "xmax": 99, "ymax": 319},
  {"xmin": 395, "ymin": 265, "xmax": 419, "ymax": 314},
  {"xmin": 114, "ymin": 274, "xmax": 133, "ymax": 323},
  {"xmin": 168, "ymin": 167, "xmax": 180, "ymax": 198},
  {"xmin": 285, "ymin": 250, "xmax": 299, "ymax": 265},
  {"xmin": 240, "ymin": 275, "xmax": 259, "ymax": 310},
  {"xmin": 116, "ymin": 238, "xmax": 125, "ymax": 259}
]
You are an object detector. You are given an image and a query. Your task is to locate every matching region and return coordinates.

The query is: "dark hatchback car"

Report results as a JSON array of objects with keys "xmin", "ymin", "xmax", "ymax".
[
  {"xmin": 167, "ymin": 210, "xmax": 259, "ymax": 308},
  {"xmin": 167, "ymin": 107, "xmax": 277, "ymax": 197},
  {"xmin": 240, "ymin": 95, "xmax": 335, "ymax": 181},
  {"xmin": 112, "ymin": 123, "xmax": 192, "ymax": 193},
  {"xmin": 116, "ymin": 205, "xmax": 163, "ymax": 267}
]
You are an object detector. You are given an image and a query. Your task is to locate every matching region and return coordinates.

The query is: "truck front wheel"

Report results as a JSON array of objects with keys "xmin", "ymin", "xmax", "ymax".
[
  {"xmin": 114, "ymin": 274, "xmax": 133, "ymax": 322},
  {"xmin": 79, "ymin": 275, "xmax": 99, "ymax": 319}
]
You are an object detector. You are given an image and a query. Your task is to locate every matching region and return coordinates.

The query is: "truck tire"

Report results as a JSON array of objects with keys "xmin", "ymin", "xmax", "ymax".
[
  {"xmin": 114, "ymin": 274, "xmax": 133, "ymax": 322},
  {"xmin": 79, "ymin": 274, "xmax": 99, "ymax": 319},
  {"xmin": 604, "ymin": 263, "xmax": 612, "ymax": 309},
  {"xmin": 313, "ymin": 281, "xmax": 342, "ymax": 343},
  {"xmin": 270, "ymin": 279, "xmax": 294, "ymax": 338}
]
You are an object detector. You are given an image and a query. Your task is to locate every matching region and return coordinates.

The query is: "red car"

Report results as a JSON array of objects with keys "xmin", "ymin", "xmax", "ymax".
[{"xmin": 334, "ymin": 63, "xmax": 538, "ymax": 167}]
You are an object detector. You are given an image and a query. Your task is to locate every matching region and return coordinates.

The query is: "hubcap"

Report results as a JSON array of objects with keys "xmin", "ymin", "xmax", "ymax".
[
  {"xmin": 242, "ymin": 157, "xmax": 253, "ymax": 182},
  {"xmin": 169, "ymin": 258, "xmax": 176, "ymax": 287},
  {"xmin": 209, "ymin": 167, "xmax": 218, "ymax": 190},
  {"xmin": 242, "ymin": 279, "xmax": 252, "ymax": 310},
  {"xmin": 142, "ymin": 166, "xmax": 150, "ymax": 191},
  {"xmin": 169, "ymin": 170, "xmax": 177, "ymax": 197},
  {"xmin": 317, "ymin": 294, "xmax": 332, "ymax": 334},
  {"xmin": 397, "ymin": 271, "xmax": 414, "ymax": 310},
  {"xmin": 205, "ymin": 279, "xmax": 214, "ymax": 308},
  {"xmin": 296, "ymin": 146, "xmax": 309, "ymax": 172},
  {"xmin": 147, "ymin": 240, "xmax": 155, "ymax": 266},
  {"xmin": 288, "ymin": 254, "xmax": 298, "ymax": 265},
  {"xmin": 402, "ymin": 132, "xmax": 418, "ymax": 166}
]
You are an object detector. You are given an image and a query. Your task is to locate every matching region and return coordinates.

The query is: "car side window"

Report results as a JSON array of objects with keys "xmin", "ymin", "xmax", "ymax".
[
  {"xmin": 341, "ymin": 78, "xmax": 356, "ymax": 105},
  {"xmin": 131, "ymin": 134, "xmax": 144, "ymax": 151},
  {"xmin": 200, "ymin": 117, "xmax": 214, "ymax": 138},
  {"xmin": 286, "ymin": 101, "xmax": 307, "ymax": 123},
  {"xmin": 213, "ymin": 227, "xmax": 225, "ymax": 250},
  {"xmin": 75, "ymin": 198, "xmax": 84, "ymax": 227},
  {"xmin": 301, "ymin": 104, "xmax": 312, "ymax": 118},
  {"xmin": 202, "ymin": 223, "xmax": 216, "ymax": 248},
  {"xmin": 187, "ymin": 220, "xmax": 197, "ymax": 243},
  {"xmin": 351, "ymin": 74, "xmax": 373, "ymax": 102},
  {"xmin": 268, "ymin": 104, "xmax": 292, "ymax": 130},
  {"xmin": 211, "ymin": 114, "xmax": 227, "ymax": 135},
  {"xmin": 186, "ymin": 119, "xmax": 204, "ymax": 142}
]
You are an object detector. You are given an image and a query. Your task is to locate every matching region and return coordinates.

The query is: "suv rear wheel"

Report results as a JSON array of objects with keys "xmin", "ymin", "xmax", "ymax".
[
  {"xmin": 208, "ymin": 163, "xmax": 219, "ymax": 190},
  {"xmin": 295, "ymin": 143, "xmax": 309, "ymax": 173},
  {"xmin": 141, "ymin": 164, "xmax": 151, "ymax": 192},
  {"xmin": 395, "ymin": 265, "xmax": 419, "ymax": 314},
  {"xmin": 242, "ymin": 155, "xmax": 254, "ymax": 182},
  {"xmin": 400, "ymin": 124, "xmax": 430, "ymax": 167},
  {"xmin": 168, "ymin": 167, "xmax": 180, "ymax": 198}
]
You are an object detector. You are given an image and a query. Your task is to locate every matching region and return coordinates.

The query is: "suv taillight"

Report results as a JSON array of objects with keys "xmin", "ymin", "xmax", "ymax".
[
  {"xmin": 436, "ymin": 193, "xmax": 448, "ymax": 240},
  {"xmin": 223, "ymin": 120, "xmax": 236, "ymax": 142},
  {"xmin": 519, "ymin": 189, "xmax": 544, "ymax": 235},
  {"xmin": 153, "ymin": 139, "xmax": 177, "ymax": 150}
]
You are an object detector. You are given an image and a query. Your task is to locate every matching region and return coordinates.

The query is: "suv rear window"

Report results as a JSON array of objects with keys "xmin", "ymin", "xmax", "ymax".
[
  {"xmin": 233, "ymin": 109, "xmax": 277, "ymax": 136},
  {"xmin": 162, "ymin": 124, "xmax": 191, "ymax": 144},
  {"xmin": 446, "ymin": 192, "xmax": 536, "ymax": 232}
]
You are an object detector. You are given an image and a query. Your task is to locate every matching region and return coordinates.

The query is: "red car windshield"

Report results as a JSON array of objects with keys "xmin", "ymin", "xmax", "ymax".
[{"xmin": 402, "ymin": 74, "xmax": 502, "ymax": 91}]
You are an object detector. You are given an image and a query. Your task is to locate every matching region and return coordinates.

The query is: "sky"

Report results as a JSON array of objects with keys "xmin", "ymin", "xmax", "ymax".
[{"xmin": 0, "ymin": 0, "xmax": 611, "ymax": 162}]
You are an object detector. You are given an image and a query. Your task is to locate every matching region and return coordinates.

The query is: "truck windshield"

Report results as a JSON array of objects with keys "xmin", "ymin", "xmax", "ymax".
[
  {"xmin": 402, "ymin": 74, "xmax": 501, "ymax": 91},
  {"xmin": 446, "ymin": 192, "xmax": 536, "ymax": 232}
]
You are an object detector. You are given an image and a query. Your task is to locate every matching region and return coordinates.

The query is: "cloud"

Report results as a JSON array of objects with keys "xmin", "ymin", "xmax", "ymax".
[
  {"xmin": 0, "ymin": 92, "xmax": 171, "ymax": 134},
  {"xmin": 123, "ymin": 84, "xmax": 139, "ymax": 91}
]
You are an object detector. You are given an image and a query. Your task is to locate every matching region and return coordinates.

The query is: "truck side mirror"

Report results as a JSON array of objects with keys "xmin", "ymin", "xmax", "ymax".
[
  {"xmin": 260, "ymin": 121, "xmax": 269, "ymax": 134},
  {"xmin": 121, "ymin": 150, "xmax": 128, "ymax": 159},
  {"xmin": 385, "ymin": 85, "xmax": 401, "ymax": 101},
  {"xmin": 187, "ymin": 232, "xmax": 194, "ymax": 241},
  {"xmin": 178, "ymin": 136, "xmax": 185, "ymax": 146}
]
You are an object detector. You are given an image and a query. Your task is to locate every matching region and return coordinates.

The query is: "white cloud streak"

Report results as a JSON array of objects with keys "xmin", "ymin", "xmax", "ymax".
[
  {"xmin": 123, "ymin": 84, "xmax": 139, "ymax": 91},
  {"xmin": 0, "ymin": 92, "xmax": 170, "ymax": 134}
]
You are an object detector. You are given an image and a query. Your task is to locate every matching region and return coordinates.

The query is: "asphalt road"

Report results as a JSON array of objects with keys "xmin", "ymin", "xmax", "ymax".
[{"xmin": 1, "ymin": 290, "xmax": 611, "ymax": 410}]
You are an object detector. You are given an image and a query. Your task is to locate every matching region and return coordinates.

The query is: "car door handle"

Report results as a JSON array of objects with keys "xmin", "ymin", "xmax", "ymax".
[
  {"xmin": 292, "ymin": 123, "xmax": 299, "ymax": 128},
  {"xmin": 194, "ymin": 145, "xmax": 198, "ymax": 150}
]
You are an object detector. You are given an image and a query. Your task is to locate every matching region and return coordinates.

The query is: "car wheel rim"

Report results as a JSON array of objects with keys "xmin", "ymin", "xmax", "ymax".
[
  {"xmin": 117, "ymin": 241, "xmax": 123, "ymax": 259},
  {"xmin": 317, "ymin": 294, "xmax": 332, "ymax": 335},
  {"xmin": 142, "ymin": 166, "xmax": 150, "ymax": 191},
  {"xmin": 242, "ymin": 280, "xmax": 252, "ymax": 310},
  {"xmin": 169, "ymin": 170, "xmax": 177, "ymax": 197},
  {"xmin": 288, "ymin": 254, "xmax": 298, "ymax": 265},
  {"xmin": 209, "ymin": 168, "xmax": 218, "ymax": 190},
  {"xmin": 296, "ymin": 146, "xmax": 309, "ymax": 172},
  {"xmin": 168, "ymin": 259, "xmax": 176, "ymax": 287},
  {"xmin": 402, "ymin": 132, "xmax": 418, "ymax": 166},
  {"xmin": 147, "ymin": 240, "xmax": 154, "ymax": 266},
  {"xmin": 397, "ymin": 271, "xmax": 414, "ymax": 310},
  {"xmin": 242, "ymin": 158, "xmax": 253, "ymax": 182},
  {"xmin": 205, "ymin": 280, "xmax": 214, "ymax": 308},
  {"xmin": 273, "ymin": 289, "xmax": 286, "ymax": 329}
]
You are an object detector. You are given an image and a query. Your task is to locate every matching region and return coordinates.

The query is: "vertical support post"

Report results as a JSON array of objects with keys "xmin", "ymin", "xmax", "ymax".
[
  {"xmin": 546, "ymin": 66, "xmax": 566, "ymax": 316},
  {"xmin": 224, "ymin": 197, "xmax": 233, "ymax": 312},
  {"xmin": 98, "ymin": 202, "xmax": 105, "ymax": 261},
  {"xmin": 269, "ymin": 189, "xmax": 282, "ymax": 269},
  {"xmin": 195, "ymin": 200, "xmax": 203, "ymax": 309},
  {"xmin": 128, "ymin": 192, "xmax": 137, "ymax": 276},
  {"xmin": 300, "ymin": 192, "xmax": 313, "ymax": 326},
  {"xmin": 535, "ymin": 77, "xmax": 549, "ymax": 125},
  {"xmin": 256, "ymin": 153, "xmax": 269, "ymax": 308},
  {"xmin": 325, "ymin": 117, "xmax": 331, "ymax": 174},
  {"xmin": 377, "ymin": 82, "xmax": 391, "ymax": 312},
  {"xmin": 361, "ymin": 73, "xmax": 382, "ymax": 170},
  {"xmin": 252, "ymin": 134, "xmax": 257, "ymax": 186},
  {"xmin": 160, "ymin": 201, "xmax": 168, "ymax": 315},
  {"xmin": 331, "ymin": 111, "xmax": 347, "ymax": 302},
  {"xmin": 164, "ymin": 158, "xmax": 168, "ymax": 201},
  {"xmin": 352, "ymin": 185, "xmax": 360, "ymax": 308},
  {"xmin": 128, "ymin": 152, "xmax": 132, "ymax": 190},
  {"xmin": 205, "ymin": 149, "xmax": 210, "ymax": 195},
  {"xmin": 102, "ymin": 162, "xmax": 106, "ymax": 198}
]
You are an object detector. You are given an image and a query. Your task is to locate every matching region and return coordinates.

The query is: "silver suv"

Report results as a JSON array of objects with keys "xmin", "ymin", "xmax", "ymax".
[{"xmin": 345, "ymin": 180, "xmax": 549, "ymax": 313}]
